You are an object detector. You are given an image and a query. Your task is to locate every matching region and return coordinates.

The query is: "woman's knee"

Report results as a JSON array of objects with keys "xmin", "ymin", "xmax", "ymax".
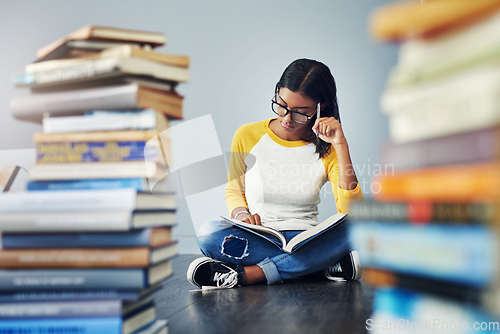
[{"xmin": 196, "ymin": 218, "xmax": 232, "ymax": 237}]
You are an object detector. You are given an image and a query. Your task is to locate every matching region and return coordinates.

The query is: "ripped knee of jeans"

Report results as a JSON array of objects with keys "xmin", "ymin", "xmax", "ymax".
[{"xmin": 221, "ymin": 235, "xmax": 249, "ymax": 260}]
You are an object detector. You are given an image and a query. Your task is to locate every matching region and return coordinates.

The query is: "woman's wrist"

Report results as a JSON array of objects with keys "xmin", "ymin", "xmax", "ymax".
[
  {"xmin": 332, "ymin": 141, "xmax": 348, "ymax": 151},
  {"xmin": 234, "ymin": 210, "xmax": 250, "ymax": 220}
]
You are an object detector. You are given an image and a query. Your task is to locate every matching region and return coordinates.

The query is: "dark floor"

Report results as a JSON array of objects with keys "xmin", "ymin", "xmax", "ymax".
[{"xmin": 154, "ymin": 254, "xmax": 375, "ymax": 334}]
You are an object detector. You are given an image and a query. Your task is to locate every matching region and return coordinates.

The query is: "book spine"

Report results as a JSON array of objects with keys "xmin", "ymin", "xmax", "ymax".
[
  {"xmin": 0, "ymin": 248, "xmax": 151, "ymax": 269},
  {"xmin": 36, "ymin": 141, "xmax": 160, "ymax": 163},
  {"xmin": 388, "ymin": 43, "xmax": 500, "ymax": 87},
  {"xmin": 0, "ymin": 300, "xmax": 122, "ymax": 319},
  {"xmin": 381, "ymin": 127, "xmax": 500, "ymax": 170},
  {"xmin": 28, "ymin": 161, "xmax": 163, "ymax": 180},
  {"xmin": 0, "ymin": 317, "xmax": 121, "ymax": 334},
  {"xmin": 349, "ymin": 222, "xmax": 498, "ymax": 287},
  {"xmin": 388, "ymin": 93, "xmax": 500, "ymax": 143},
  {"xmin": 26, "ymin": 178, "xmax": 146, "ymax": 191},
  {"xmin": 0, "ymin": 290, "xmax": 139, "ymax": 302},
  {"xmin": 382, "ymin": 63, "xmax": 500, "ymax": 114},
  {"xmin": 371, "ymin": 288, "xmax": 497, "ymax": 329},
  {"xmin": 1, "ymin": 229, "xmax": 152, "ymax": 249},
  {"xmin": 369, "ymin": 0, "xmax": 500, "ymax": 41},
  {"xmin": 0, "ymin": 268, "xmax": 147, "ymax": 290},
  {"xmin": 0, "ymin": 188, "xmax": 137, "ymax": 212},
  {"xmin": 396, "ymin": 11, "xmax": 500, "ymax": 72},
  {"xmin": 42, "ymin": 109, "xmax": 157, "ymax": 133},
  {"xmin": 9, "ymin": 84, "xmax": 141, "ymax": 124},
  {"xmin": 0, "ymin": 211, "xmax": 132, "ymax": 232},
  {"xmin": 14, "ymin": 58, "xmax": 119, "ymax": 87},
  {"xmin": 350, "ymin": 201, "xmax": 495, "ymax": 223},
  {"xmin": 373, "ymin": 163, "xmax": 500, "ymax": 202}
]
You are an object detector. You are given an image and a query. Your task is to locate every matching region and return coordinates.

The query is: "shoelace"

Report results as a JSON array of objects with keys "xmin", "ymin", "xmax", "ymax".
[
  {"xmin": 329, "ymin": 262, "xmax": 342, "ymax": 274},
  {"xmin": 211, "ymin": 264, "xmax": 239, "ymax": 288}
]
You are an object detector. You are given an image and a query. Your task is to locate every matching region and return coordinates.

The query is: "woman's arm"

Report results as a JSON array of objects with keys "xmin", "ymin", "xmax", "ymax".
[
  {"xmin": 313, "ymin": 116, "xmax": 358, "ymax": 190},
  {"xmin": 225, "ymin": 125, "xmax": 263, "ymax": 225}
]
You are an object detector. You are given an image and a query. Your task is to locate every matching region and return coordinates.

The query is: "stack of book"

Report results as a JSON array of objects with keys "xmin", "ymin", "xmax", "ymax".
[
  {"xmin": 2, "ymin": 25, "xmax": 190, "ymax": 334},
  {"xmin": 349, "ymin": 0, "xmax": 500, "ymax": 330}
]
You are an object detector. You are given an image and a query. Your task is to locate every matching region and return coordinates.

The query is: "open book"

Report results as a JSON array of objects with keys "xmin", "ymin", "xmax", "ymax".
[{"xmin": 220, "ymin": 212, "xmax": 348, "ymax": 253}]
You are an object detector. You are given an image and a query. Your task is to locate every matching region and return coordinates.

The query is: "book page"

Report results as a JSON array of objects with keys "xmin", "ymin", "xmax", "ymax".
[
  {"xmin": 220, "ymin": 216, "xmax": 286, "ymax": 248},
  {"xmin": 284, "ymin": 212, "xmax": 347, "ymax": 253}
]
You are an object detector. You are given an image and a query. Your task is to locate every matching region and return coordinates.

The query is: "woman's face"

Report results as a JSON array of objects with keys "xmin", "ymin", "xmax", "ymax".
[{"xmin": 273, "ymin": 87, "xmax": 318, "ymax": 140}]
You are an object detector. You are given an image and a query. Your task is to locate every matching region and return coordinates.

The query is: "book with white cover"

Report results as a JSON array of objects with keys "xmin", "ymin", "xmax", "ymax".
[
  {"xmin": 42, "ymin": 109, "xmax": 158, "ymax": 133},
  {"xmin": 397, "ymin": 10, "xmax": 500, "ymax": 72},
  {"xmin": 28, "ymin": 160, "xmax": 167, "ymax": 181},
  {"xmin": 381, "ymin": 62, "xmax": 500, "ymax": 115},
  {"xmin": 0, "ymin": 188, "xmax": 176, "ymax": 212},
  {"xmin": 10, "ymin": 83, "xmax": 183, "ymax": 123},
  {"xmin": 14, "ymin": 56, "xmax": 189, "ymax": 89},
  {"xmin": 0, "ymin": 210, "xmax": 176, "ymax": 232},
  {"xmin": 388, "ymin": 93, "xmax": 500, "ymax": 143}
]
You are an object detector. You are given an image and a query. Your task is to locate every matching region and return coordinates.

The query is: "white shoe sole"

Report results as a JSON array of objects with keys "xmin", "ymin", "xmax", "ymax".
[
  {"xmin": 186, "ymin": 256, "xmax": 213, "ymax": 288},
  {"xmin": 350, "ymin": 250, "xmax": 362, "ymax": 280}
]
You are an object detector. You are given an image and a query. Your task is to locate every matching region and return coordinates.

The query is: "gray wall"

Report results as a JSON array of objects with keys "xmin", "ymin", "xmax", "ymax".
[{"xmin": 0, "ymin": 0, "xmax": 397, "ymax": 253}]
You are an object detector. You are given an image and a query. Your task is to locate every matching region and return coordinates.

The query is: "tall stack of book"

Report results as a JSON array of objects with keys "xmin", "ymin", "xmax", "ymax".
[
  {"xmin": 348, "ymin": 0, "xmax": 500, "ymax": 330},
  {"xmin": 2, "ymin": 25, "xmax": 190, "ymax": 334}
]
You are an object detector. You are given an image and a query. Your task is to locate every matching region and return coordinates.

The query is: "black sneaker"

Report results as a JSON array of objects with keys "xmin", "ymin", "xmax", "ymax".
[
  {"xmin": 187, "ymin": 257, "xmax": 246, "ymax": 289},
  {"xmin": 324, "ymin": 250, "xmax": 361, "ymax": 281}
]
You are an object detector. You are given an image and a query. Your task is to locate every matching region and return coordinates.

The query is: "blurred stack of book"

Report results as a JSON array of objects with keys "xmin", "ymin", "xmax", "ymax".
[
  {"xmin": 349, "ymin": 0, "xmax": 500, "ymax": 331},
  {"xmin": 2, "ymin": 25, "xmax": 190, "ymax": 334}
]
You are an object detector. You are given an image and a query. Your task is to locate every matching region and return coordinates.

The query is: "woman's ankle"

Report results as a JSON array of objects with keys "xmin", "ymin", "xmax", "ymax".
[{"xmin": 243, "ymin": 265, "xmax": 267, "ymax": 285}]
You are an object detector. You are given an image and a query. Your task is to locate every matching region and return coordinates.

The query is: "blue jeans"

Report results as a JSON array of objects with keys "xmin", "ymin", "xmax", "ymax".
[{"xmin": 196, "ymin": 218, "xmax": 352, "ymax": 284}]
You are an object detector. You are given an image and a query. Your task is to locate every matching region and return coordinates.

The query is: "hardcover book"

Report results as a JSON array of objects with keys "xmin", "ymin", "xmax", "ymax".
[
  {"xmin": 373, "ymin": 162, "xmax": 500, "ymax": 202},
  {"xmin": 1, "ymin": 227, "xmax": 173, "ymax": 249},
  {"xmin": 32, "ymin": 44, "xmax": 189, "ymax": 70},
  {"xmin": 349, "ymin": 201, "xmax": 494, "ymax": 224},
  {"xmin": 0, "ymin": 241, "xmax": 178, "ymax": 268},
  {"xmin": 369, "ymin": 0, "xmax": 500, "ymax": 41},
  {"xmin": 13, "ymin": 56, "xmax": 189, "ymax": 90},
  {"xmin": 42, "ymin": 109, "xmax": 167, "ymax": 134},
  {"xmin": 349, "ymin": 221, "xmax": 498, "ymax": 287},
  {"xmin": 0, "ymin": 188, "xmax": 176, "ymax": 212},
  {"xmin": 10, "ymin": 83, "xmax": 184, "ymax": 123},
  {"xmin": 0, "ymin": 260, "xmax": 173, "ymax": 290},
  {"xmin": 27, "ymin": 160, "xmax": 168, "ymax": 181},
  {"xmin": 0, "ymin": 210, "xmax": 176, "ymax": 232},
  {"xmin": 36, "ymin": 25, "xmax": 166, "ymax": 60}
]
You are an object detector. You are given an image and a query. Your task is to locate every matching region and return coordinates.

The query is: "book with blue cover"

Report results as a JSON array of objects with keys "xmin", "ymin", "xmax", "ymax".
[
  {"xmin": 369, "ymin": 288, "xmax": 500, "ymax": 334},
  {"xmin": 0, "ymin": 260, "xmax": 172, "ymax": 291},
  {"xmin": 1, "ymin": 227, "xmax": 172, "ymax": 249},
  {"xmin": 349, "ymin": 221, "xmax": 498, "ymax": 287},
  {"xmin": 0, "ymin": 317, "xmax": 122, "ymax": 334}
]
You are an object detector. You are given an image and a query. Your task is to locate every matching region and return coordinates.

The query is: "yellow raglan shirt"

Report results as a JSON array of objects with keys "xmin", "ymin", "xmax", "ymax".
[{"xmin": 225, "ymin": 119, "xmax": 363, "ymax": 231}]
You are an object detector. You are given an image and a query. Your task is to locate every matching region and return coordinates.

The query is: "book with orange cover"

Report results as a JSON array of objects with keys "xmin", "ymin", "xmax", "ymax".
[
  {"xmin": 0, "ymin": 242, "xmax": 177, "ymax": 269},
  {"xmin": 372, "ymin": 162, "xmax": 500, "ymax": 202},
  {"xmin": 369, "ymin": 0, "xmax": 500, "ymax": 41}
]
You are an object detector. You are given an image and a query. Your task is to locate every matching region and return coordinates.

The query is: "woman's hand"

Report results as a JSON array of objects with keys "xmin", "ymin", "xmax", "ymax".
[
  {"xmin": 244, "ymin": 213, "xmax": 262, "ymax": 225},
  {"xmin": 312, "ymin": 117, "xmax": 347, "ymax": 147},
  {"xmin": 232, "ymin": 207, "xmax": 262, "ymax": 225},
  {"xmin": 239, "ymin": 212, "xmax": 262, "ymax": 225}
]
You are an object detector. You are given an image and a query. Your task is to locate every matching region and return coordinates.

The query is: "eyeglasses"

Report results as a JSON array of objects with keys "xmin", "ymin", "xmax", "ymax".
[{"xmin": 270, "ymin": 94, "xmax": 318, "ymax": 125}]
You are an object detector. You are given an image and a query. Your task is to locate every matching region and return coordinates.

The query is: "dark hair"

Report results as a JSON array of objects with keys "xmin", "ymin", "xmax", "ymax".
[{"xmin": 275, "ymin": 58, "xmax": 340, "ymax": 159}]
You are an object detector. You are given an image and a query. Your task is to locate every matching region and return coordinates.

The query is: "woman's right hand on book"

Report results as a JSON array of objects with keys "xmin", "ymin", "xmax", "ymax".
[
  {"xmin": 232, "ymin": 207, "xmax": 262, "ymax": 225},
  {"xmin": 241, "ymin": 213, "xmax": 262, "ymax": 225}
]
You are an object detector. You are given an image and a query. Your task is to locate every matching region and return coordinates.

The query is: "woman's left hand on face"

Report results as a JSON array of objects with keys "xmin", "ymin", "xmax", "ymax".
[{"xmin": 312, "ymin": 117, "xmax": 347, "ymax": 146}]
